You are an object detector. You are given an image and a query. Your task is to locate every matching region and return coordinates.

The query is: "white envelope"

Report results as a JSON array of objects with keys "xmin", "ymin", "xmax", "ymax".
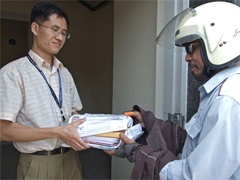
[
  {"xmin": 83, "ymin": 124, "xmax": 144, "ymax": 150},
  {"xmin": 69, "ymin": 113, "xmax": 133, "ymax": 137},
  {"xmin": 62, "ymin": 114, "xmax": 143, "ymax": 150}
]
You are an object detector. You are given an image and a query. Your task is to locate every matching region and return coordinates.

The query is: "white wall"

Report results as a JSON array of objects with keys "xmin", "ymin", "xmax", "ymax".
[
  {"xmin": 112, "ymin": 1, "xmax": 157, "ymax": 115},
  {"xmin": 112, "ymin": 0, "xmax": 188, "ymax": 178},
  {"xmin": 112, "ymin": 1, "xmax": 158, "ymax": 179}
]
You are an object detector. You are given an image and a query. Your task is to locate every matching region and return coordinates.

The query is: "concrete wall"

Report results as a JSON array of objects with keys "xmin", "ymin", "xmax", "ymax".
[{"xmin": 112, "ymin": 1, "xmax": 157, "ymax": 179}]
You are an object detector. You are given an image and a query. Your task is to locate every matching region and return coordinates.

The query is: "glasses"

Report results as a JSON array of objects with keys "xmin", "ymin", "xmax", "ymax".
[
  {"xmin": 36, "ymin": 22, "xmax": 71, "ymax": 40},
  {"xmin": 185, "ymin": 43, "xmax": 199, "ymax": 54}
]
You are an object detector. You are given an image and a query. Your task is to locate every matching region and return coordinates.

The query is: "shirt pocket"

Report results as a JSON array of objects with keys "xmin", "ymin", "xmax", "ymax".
[{"xmin": 185, "ymin": 114, "xmax": 202, "ymax": 139}]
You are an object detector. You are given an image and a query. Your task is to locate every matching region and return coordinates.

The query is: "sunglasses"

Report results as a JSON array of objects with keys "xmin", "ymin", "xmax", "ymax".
[{"xmin": 185, "ymin": 43, "xmax": 200, "ymax": 54}]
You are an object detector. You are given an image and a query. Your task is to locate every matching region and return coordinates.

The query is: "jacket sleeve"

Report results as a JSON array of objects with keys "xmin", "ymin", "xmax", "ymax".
[
  {"xmin": 120, "ymin": 105, "xmax": 187, "ymax": 179},
  {"xmin": 126, "ymin": 144, "xmax": 177, "ymax": 180},
  {"xmin": 133, "ymin": 105, "xmax": 186, "ymax": 155}
]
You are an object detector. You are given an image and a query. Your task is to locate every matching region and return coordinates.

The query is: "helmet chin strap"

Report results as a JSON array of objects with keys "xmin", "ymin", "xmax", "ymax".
[{"xmin": 203, "ymin": 66, "xmax": 216, "ymax": 78}]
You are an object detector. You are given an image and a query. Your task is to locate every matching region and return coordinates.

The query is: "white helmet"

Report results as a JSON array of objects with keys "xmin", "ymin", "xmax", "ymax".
[{"xmin": 157, "ymin": 2, "xmax": 240, "ymax": 70}]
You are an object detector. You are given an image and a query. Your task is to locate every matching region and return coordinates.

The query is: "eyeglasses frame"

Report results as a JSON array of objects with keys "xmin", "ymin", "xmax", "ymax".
[{"xmin": 35, "ymin": 22, "xmax": 71, "ymax": 40}]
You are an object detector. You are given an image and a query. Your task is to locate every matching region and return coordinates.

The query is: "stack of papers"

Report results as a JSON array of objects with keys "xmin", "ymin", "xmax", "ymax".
[
  {"xmin": 62, "ymin": 113, "xmax": 143, "ymax": 150},
  {"xmin": 69, "ymin": 113, "xmax": 133, "ymax": 137},
  {"xmin": 83, "ymin": 123, "xmax": 144, "ymax": 150}
]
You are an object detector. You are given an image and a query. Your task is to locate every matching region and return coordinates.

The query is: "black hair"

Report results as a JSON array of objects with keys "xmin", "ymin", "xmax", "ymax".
[{"xmin": 30, "ymin": 2, "xmax": 70, "ymax": 27}]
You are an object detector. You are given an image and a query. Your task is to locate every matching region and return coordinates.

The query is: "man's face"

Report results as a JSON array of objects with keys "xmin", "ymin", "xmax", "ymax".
[
  {"xmin": 184, "ymin": 41, "xmax": 205, "ymax": 79},
  {"xmin": 33, "ymin": 13, "xmax": 68, "ymax": 55}
]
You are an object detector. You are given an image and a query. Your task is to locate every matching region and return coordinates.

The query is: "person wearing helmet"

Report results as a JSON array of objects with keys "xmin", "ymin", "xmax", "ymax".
[{"xmin": 105, "ymin": 1, "xmax": 240, "ymax": 179}]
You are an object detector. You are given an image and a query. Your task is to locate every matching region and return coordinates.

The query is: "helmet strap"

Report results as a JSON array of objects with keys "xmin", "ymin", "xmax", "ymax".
[{"xmin": 203, "ymin": 66, "xmax": 216, "ymax": 78}]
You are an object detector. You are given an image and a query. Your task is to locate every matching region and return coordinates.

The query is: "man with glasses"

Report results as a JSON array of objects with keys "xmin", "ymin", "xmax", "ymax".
[
  {"xmin": 105, "ymin": 1, "xmax": 240, "ymax": 179},
  {"xmin": 0, "ymin": 2, "xmax": 89, "ymax": 179}
]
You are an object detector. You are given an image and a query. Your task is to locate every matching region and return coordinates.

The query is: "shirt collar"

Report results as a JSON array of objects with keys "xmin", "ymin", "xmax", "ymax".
[
  {"xmin": 28, "ymin": 50, "xmax": 63, "ymax": 71},
  {"xmin": 199, "ymin": 65, "xmax": 240, "ymax": 94}
]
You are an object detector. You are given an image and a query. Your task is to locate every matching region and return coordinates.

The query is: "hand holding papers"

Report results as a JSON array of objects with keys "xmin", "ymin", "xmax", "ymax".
[
  {"xmin": 62, "ymin": 113, "xmax": 143, "ymax": 150},
  {"xmin": 69, "ymin": 113, "xmax": 133, "ymax": 137},
  {"xmin": 84, "ymin": 123, "xmax": 143, "ymax": 150}
]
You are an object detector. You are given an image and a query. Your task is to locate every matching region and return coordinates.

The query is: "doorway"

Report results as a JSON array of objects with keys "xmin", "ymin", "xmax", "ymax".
[
  {"xmin": 0, "ymin": 18, "xmax": 29, "ymax": 68},
  {"xmin": 0, "ymin": 18, "xmax": 30, "ymax": 179}
]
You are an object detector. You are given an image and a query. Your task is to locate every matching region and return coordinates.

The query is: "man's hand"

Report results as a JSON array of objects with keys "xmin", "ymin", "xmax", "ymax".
[
  {"xmin": 0, "ymin": 118, "xmax": 89, "ymax": 151},
  {"xmin": 124, "ymin": 111, "xmax": 145, "ymax": 127},
  {"xmin": 104, "ymin": 132, "xmax": 136, "ymax": 156},
  {"xmin": 104, "ymin": 110, "xmax": 143, "ymax": 156},
  {"xmin": 59, "ymin": 119, "xmax": 90, "ymax": 151},
  {"xmin": 103, "ymin": 149, "xmax": 115, "ymax": 156},
  {"xmin": 119, "ymin": 132, "xmax": 135, "ymax": 144}
]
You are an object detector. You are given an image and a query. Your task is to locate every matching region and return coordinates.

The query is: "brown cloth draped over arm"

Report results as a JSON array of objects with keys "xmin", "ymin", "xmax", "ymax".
[{"xmin": 122, "ymin": 105, "xmax": 187, "ymax": 180}]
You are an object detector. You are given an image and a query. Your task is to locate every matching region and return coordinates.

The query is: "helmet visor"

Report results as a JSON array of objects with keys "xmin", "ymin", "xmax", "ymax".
[{"xmin": 156, "ymin": 8, "xmax": 194, "ymax": 52}]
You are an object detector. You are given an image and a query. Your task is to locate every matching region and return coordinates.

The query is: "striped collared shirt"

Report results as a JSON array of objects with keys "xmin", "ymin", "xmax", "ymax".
[{"xmin": 0, "ymin": 50, "xmax": 82, "ymax": 153}]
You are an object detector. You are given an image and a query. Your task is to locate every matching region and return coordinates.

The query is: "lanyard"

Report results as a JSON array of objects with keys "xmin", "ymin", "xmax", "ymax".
[{"xmin": 27, "ymin": 54, "xmax": 66, "ymax": 122}]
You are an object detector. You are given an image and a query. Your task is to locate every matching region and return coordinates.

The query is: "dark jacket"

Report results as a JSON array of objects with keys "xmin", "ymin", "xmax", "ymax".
[{"xmin": 116, "ymin": 105, "xmax": 187, "ymax": 180}]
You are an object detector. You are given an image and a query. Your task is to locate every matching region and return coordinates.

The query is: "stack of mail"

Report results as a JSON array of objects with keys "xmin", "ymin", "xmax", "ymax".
[
  {"xmin": 69, "ymin": 113, "xmax": 133, "ymax": 137},
  {"xmin": 63, "ymin": 113, "xmax": 143, "ymax": 150},
  {"xmin": 83, "ymin": 123, "xmax": 143, "ymax": 150}
]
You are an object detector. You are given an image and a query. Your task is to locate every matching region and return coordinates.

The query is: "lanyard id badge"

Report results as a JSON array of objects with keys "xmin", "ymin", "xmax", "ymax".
[{"xmin": 27, "ymin": 54, "xmax": 66, "ymax": 122}]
